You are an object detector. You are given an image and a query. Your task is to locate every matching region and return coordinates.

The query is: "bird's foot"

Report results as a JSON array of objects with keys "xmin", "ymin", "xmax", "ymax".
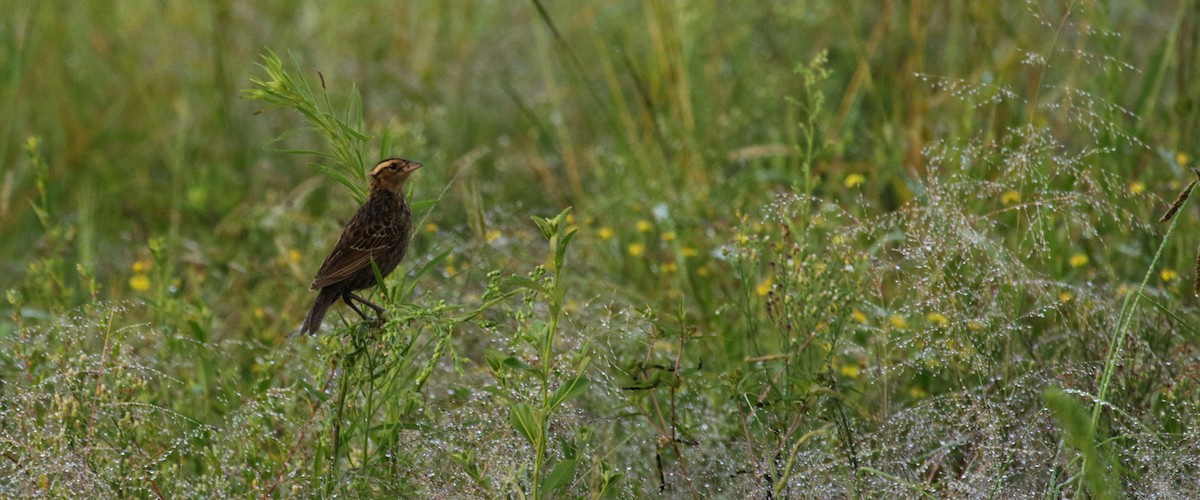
[{"xmin": 344, "ymin": 292, "xmax": 388, "ymax": 325}]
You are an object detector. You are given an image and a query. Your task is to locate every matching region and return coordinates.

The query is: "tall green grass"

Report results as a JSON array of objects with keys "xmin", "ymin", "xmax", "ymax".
[{"xmin": 2, "ymin": 1, "xmax": 1199, "ymax": 497}]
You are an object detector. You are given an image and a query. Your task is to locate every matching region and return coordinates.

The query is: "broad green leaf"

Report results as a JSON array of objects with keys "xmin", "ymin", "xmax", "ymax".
[
  {"xmin": 540, "ymin": 458, "xmax": 576, "ymax": 494},
  {"xmin": 509, "ymin": 403, "xmax": 540, "ymax": 446},
  {"xmin": 549, "ymin": 377, "xmax": 589, "ymax": 409}
]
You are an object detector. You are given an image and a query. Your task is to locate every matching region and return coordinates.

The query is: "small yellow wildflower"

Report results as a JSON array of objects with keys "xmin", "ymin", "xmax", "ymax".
[
  {"xmin": 851, "ymin": 310, "xmax": 867, "ymax": 324},
  {"xmin": 697, "ymin": 266, "xmax": 710, "ymax": 277},
  {"xmin": 131, "ymin": 259, "xmax": 151, "ymax": 273},
  {"xmin": 1161, "ymin": 269, "xmax": 1179, "ymax": 281},
  {"xmin": 565, "ymin": 213, "xmax": 575, "ymax": 225},
  {"xmin": 661, "ymin": 262, "xmax": 678, "ymax": 274},
  {"xmin": 681, "ymin": 246, "xmax": 698, "ymax": 257},
  {"xmin": 636, "ymin": 220, "xmax": 653, "ymax": 233},
  {"xmin": 288, "ymin": 249, "xmax": 301, "ymax": 264},
  {"xmin": 1129, "ymin": 182, "xmax": 1145, "ymax": 195},
  {"xmin": 889, "ymin": 315, "xmax": 908, "ymax": 330},
  {"xmin": 908, "ymin": 386, "xmax": 928, "ymax": 399},
  {"xmin": 1178, "ymin": 152, "xmax": 1192, "ymax": 167},
  {"xmin": 967, "ymin": 320, "xmax": 984, "ymax": 331},
  {"xmin": 661, "ymin": 231, "xmax": 676, "ymax": 242},
  {"xmin": 129, "ymin": 274, "xmax": 151, "ymax": 292},
  {"xmin": 597, "ymin": 227, "xmax": 614, "ymax": 240},
  {"xmin": 253, "ymin": 308, "xmax": 265, "ymax": 319},
  {"xmin": 1068, "ymin": 253, "xmax": 1088, "ymax": 268},
  {"xmin": 424, "ymin": 223, "xmax": 439, "ymax": 233},
  {"xmin": 486, "ymin": 229, "xmax": 502, "ymax": 243},
  {"xmin": 843, "ymin": 173, "xmax": 866, "ymax": 188},
  {"xmin": 444, "ymin": 265, "xmax": 458, "ymax": 277},
  {"xmin": 926, "ymin": 312, "xmax": 950, "ymax": 327},
  {"xmin": 1000, "ymin": 190, "xmax": 1021, "ymax": 205},
  {"xmin": 627, "ymin": 243, "xmax": 646, "ymax": 257},
  {"xmin": 839, "ymin": 364, "xmax": 860, "ymax": 379},
  {"xmin": 1060, "ymin": 291, "xmax": 1073, "ymax": 302},
  {"xmin": 755, "ymin": 277, "xmax": 773, "ymax": 296}
]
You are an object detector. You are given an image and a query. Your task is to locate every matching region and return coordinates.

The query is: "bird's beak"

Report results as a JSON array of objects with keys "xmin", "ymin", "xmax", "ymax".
[{"xmin": 404, "ymin": 161, "xmax": 423, "ymax": 174}]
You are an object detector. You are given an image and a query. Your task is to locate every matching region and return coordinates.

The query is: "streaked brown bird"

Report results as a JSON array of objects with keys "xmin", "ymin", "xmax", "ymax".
[{"xmin": 300, "ymin": 158, "xmax": 422, "ymax": 335}]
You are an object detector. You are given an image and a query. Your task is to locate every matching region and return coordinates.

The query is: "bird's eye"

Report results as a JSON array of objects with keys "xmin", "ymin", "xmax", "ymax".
[{"xmin": 388, "ymin": 163, "xmax": 399, "ymax": 170}]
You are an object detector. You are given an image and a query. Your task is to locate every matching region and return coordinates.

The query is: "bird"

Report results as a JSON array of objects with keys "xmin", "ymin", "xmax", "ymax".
[{"xmin": 300, "ymin": 157, "xmax": 422, "ymax": 335}]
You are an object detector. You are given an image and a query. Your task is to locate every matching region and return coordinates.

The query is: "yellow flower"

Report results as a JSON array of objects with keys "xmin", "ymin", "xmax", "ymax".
[
  {"xmin": 681, "ymin": 246, "xmax": 698, "ymax": 257},
  {"xmin": 889, "ymin": 315, "xmax": 908, "ymax": 330},
  {"xmin": 697, "ymin": 266, "xmax": 710, "ymax": 277},
  {"xmin": 1129, "ymin": 182, "xmax": 1145, "ymax": 195},
  {"xmin": 926, "ymin": 312, "xmax": 950, "ymax": 327},
  {"xmin": 661, "ymin": 231, "xmax": 676, "ymax": 242},
  {"xmin": 1059, "ymin": 291, "xmax": 1073, "ymax": 302},
  {"xmin": 1161, "ymin": 269, "xmax": 1179, "ymax": 282},
  {"xmin": 755, "ymin": 277, "xmax": 773, "ymax": 296},
  {"xmin": 627, "ymin": 243, "xmax": 646, "ymax": 257},
  {"xmin": 565, "ymin": 213, "xmax": 575, "ymax": 225},
  {"xmin": 839, "ymin": 364, "xmax": 860, "ymax": 379},
  {"xmin": 636, "ymin": 220, "xmax": 653, "ymax": 233},
  {"xmin": 908, "ymin": 386, "xmax": 928, "ymax": 399},
  {"xmin": 253, "ymin": 308, "xmax": 265, "ymax": 319},
  {"xmin": 851, "ymin": 310, "xmax": 867, "ymax": 324},
  {"xmin": 486, "ymin": 229, "xmax": 502, "ymax": 243},
  {"xmin": 1000, "ymin": 190, "xmax": 1021, "ymax": 205},
  {"xmin": 597, "ymin": 227, "xmax": 614, "ymax": 240},
  {"xmin": 661, "ymin": 262, "xmax": 678, "ymax": 274},
  {"xmin": 1178, "ymin": 152, "xmax": 1192, "ymax": 167},
  {"xmin": 131, "ymin": 259, "xmax": 151, "ymax": 273},
  {"xmin": 129, "ymin": 274, "xmax": 151, "ymax": 292},
  {"xmin": 288, "ymin": 249, "xmax": 301, "ymax": 264},
  {"xmin": 444, "ymin": 265, "xmax": 458, "ymax": 277},
  {"xmin": 967, "ymin": 320, "xmax": 984, "ymax": 331},
  {"xmin": 1068, "ymin": 253, "xmax": 1088, "ymax": 268},
  {"xmin": 424, "ymin": 223, "xmax": 439, "ymax": 233},
  {"xmin": 843, "ymin": 173, "xmax": 866, "ymax": 188}
]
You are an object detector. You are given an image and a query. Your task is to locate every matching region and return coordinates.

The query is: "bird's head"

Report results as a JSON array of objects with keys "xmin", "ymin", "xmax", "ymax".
[{"xmin": 369, "ymin": 158, "xmax": 422, "ymax": 192}]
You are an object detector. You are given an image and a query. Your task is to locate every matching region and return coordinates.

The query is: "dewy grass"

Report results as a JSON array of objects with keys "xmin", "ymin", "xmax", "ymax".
[
  {"xmin": 1093, "ymin": 177, "xmax": 1194, "ymax": 433},
  {"xmin": 5, "ymin": 1, "xmax": 1200, "ymax": 496}
]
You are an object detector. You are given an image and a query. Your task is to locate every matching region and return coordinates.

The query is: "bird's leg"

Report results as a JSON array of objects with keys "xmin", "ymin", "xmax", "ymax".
[
  {"xmin": 344, "ymin": 292, "xmax": 386, "ymax": 321},
  {"xmin": 341, "ymin": 293, "xmax": 371, "ymax": 320}
]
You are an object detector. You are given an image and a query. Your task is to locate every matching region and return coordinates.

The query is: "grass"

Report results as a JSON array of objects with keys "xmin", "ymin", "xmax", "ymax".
[{"xmin": 2, "ymin": 0, "xmax": 1200, "ymax": 497}]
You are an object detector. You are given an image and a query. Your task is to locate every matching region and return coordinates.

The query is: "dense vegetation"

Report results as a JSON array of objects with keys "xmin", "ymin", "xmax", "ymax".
[{"xmin": 2, "ymin": 1, "xmax": 1198, "ymax": 497}]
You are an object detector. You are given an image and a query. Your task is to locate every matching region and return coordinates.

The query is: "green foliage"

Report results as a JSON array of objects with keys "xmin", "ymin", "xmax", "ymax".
[
  {"xmin": 244, "ymin": 50, "xmax": 372, "ymax": 202},
  {"xmin": 1044, "ymin": 386, "xmax": 1120, "ymax": 499},
  {"xmin": 2, "ymin": 1, "xmax": 1200, "ymax": 497}
]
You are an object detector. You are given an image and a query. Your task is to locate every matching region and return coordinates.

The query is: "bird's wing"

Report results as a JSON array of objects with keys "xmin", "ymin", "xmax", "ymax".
[{"xmin": 309, "ymin": 210, "xmax": 403, "ymax": 290}]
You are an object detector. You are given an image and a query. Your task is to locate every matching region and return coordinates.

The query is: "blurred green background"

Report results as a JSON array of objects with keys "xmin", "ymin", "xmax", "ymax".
[{"xmin": 2, "ymin": 1, "xmax": 1199, "ymax": 497}]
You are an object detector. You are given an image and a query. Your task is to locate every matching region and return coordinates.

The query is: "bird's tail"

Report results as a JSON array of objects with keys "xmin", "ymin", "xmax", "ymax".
[{"xmin": 301, "ymin": 288, "xmax": 338, "ymax": 335}]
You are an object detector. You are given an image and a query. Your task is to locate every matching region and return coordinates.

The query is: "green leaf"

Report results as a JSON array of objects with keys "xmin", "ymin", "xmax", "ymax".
[
  {"xmin": 532, "ymin": 215, "xmax": 556, "ymax": 240},
  {"xmin": 1043, "ymin": 387, "xmax": 1121, "ymax": 500},
  {"xmin": 502, "ymin": 356, "xmax": 537, "ymax": 374},
  {"xmin": 549, "ymin": 376, "xmax": 589, "ymax": 409},
  {"xmin": 540, "ymin": 458, "xmax": 576, "ymax": 494},
  {"xmin": 500, "ymin": 275, "xmax": 545, "ymax": 293},
  {"xmin": 483, "ymin": 348, "xmax": 506, "ymax": 374},
  {"xmin": 410, "ymin": 199, "xmax": 438, "ymax": 210},
  {"xmin": 297, "ymin": 379, "xmax": 329, "ymax": 403},
  {"xmin": 509, "ymin": 403, "xmax": 541, "ymax": 446}
]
